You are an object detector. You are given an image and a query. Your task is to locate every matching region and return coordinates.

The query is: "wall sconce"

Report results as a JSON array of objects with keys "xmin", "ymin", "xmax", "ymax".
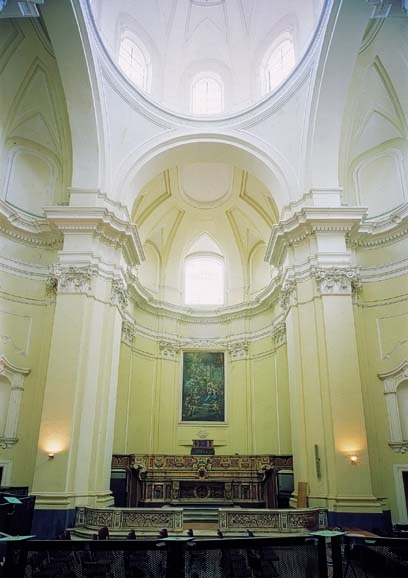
[
  {"xmin": 350, "ymin": 455, "xmax": 358, "ymax": 466},
  {"xmin": 47, "ymin": 452, "xmax": 55, "ymax": 460}
]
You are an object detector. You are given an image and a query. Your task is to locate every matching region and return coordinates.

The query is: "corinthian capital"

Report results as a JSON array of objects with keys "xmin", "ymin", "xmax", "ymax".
[
  {"xmin": 312, "ymin": 267, "xmax": 361, "ymax": 295},
  {"xmin": 49, "ymin": 264, "xmax": 96, "ymax": 294}
]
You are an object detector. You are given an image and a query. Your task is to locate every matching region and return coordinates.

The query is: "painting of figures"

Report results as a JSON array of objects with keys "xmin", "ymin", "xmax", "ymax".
[{"xmin": 182, "ymin": 351, "xmax": 225, "ymax": 422}]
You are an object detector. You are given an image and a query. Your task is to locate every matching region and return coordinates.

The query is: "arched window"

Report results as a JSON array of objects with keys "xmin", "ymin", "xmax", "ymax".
[
  {"xmin": 261, "ymin": 33, "xmax": 295, "ymax": 95},
  {"xmin": 191, "ymin": 73, "xmax": 224, "ymax": 115},
  {"xmin": 184, "ymin": 235, "xmax": 225, "ymax": 305},
  {"xmin": 119, "ymin": 36, "xmax": 150, "ymax": 92}
]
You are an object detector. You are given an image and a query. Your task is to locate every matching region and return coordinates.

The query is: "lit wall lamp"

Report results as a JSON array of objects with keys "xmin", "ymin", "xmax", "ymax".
[
  {"xmin": 350, "ymin": 455, "xmax": 358, "ymax": 466},
  {"xmin": 47, "ymin": 452, "xmax": 55, "ymax": 460}
]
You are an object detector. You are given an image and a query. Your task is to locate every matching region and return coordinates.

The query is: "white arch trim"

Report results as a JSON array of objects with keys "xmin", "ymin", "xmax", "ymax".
[{"xmin": 115, "ymin": 132, "xmax": 296, "ymax": 215}]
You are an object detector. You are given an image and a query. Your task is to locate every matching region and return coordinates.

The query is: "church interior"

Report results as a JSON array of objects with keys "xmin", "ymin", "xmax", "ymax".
[{"xmin": 0, "ymin": 0, "xmax": 408, "ymax": 542}]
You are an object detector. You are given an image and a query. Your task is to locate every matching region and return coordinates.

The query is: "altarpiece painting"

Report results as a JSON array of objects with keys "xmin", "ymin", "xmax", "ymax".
[{"xmin": 181, "ymin": 351, "xmax": 225, "ymax": 422}]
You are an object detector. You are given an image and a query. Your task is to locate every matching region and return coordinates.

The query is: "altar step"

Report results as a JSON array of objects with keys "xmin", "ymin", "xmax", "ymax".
[{"xmin": 183, "ymin": 508, "xmax": 219, "ymax": 525}]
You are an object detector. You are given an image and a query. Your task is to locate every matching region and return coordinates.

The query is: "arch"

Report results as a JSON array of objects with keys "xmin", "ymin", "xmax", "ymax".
[
  {"xmin": 116, "ymin": 132, "xmax": 295, "ymax": 216},
  {"xmin": 41, "ymin": 0, "xmax": 103, "ymax": 190},
  {"xmin": 306, "ymin": 0, "xmax": 372, "ymax": 189}
]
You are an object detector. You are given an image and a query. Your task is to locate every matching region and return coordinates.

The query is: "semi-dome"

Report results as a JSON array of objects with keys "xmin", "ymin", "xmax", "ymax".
[{"xmin": 88, "ymin": 0, "xmax": 325, "ymax": 117}]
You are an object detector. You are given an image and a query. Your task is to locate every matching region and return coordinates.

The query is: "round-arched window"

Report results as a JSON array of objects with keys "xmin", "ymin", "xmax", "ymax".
[{"xmin": 191, "ymin": 72, "xmax": 224, "ymax": 115}]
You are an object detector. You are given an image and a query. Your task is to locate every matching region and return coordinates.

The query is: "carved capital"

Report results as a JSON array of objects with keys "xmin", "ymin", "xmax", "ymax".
[
  {"xmin": 228, "ymin": 341, "xmax": 249, "ymax": 361},
  {"xmin": 272, "ymin": 322, "xmax": 286, "ymax": 346},
  {"xmin": 121, "ymin": 320, "xmax": 136, "ymax": 346},
  {"xmin": 159, "ymin": 340, "xmax": 179, "ymax": 360},
  {"xmin": 312, "ymin": 267, "xmax": 361, "ymax": 295},
  {"xmin": 50, "ymin": 265, "xmax": 96, "ymax": 294},
  {"xmin": 111, "ymin": 278, "xmax": 129, "ymax": 310},
  {"xmin": 279, "ymin": 279, "xmax": 297, "ymax": 310}
]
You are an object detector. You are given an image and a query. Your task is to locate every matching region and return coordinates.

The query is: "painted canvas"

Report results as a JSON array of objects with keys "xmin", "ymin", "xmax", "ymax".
[{"xmin": 182, "ymin": 351, "xmax": 225, "ymax": 422}]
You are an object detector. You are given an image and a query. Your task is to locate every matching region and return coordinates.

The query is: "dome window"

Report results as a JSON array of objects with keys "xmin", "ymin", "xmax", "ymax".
[
  {"xmin": 261, "ymin": 33, "xmax": 295, "ymax": 95},
  {"xmin": 119, "ymin": 36, "xmax": 150, "ymax": 92},
  {"xmin": 191, "ymin": 72, "xmax": 224, "ymax": 115}
]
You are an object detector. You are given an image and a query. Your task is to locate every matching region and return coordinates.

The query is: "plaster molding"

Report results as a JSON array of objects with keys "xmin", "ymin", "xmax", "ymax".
[
  {"xmin": 227, "ymin": 341, "xmax": 249, "ymax": 361},
  {"xmin": 0, "ymin": 199, "xmax": 62, "ymax": 248},
  {"xmin": 0, "ymin": 354, "xmax": 30, "ymax": 445},
  {"xmin": 311, "ymin": 267, "xmax": 362, "ymax": 295},
  {"xmin": 348, "ymin": 203, "xmax": 408, "ymax": 248},
  {"xmin": 121, "ymin": 320, "xmax": 136, "ymax": 346},
  {"xmin": 279, "ymin": 279, "xmax": 297, "ymax": 311},
  {"xmin": 0, "ymin": 255, "xmax": 50, "ymax": 281},
  {"xmin": 272, "ymin": 321, "xmax": 286, "ymax": 346},
  {"xmin": 159, "ymin": 340, "xmax": 179, "ymax": 361},
  {"xmin": 378, "ymin": 360, "xmax": 408, "ymax": 393},
  {"xmin": 45, "ymin": 206, "xmax": 145, "ymax": 267},
  {"xmin": 367, "ymin": 1, "xmax": 408, "ymax": 19},
  {"xmin": 389, "ymin": 442, "xmax": 408, "ymax": 454},
  {"xmin": 128, "ymin": 269, "xmax": 280, "ymax": 324},
  {"xmin": 378, "ymin": 360, "xmax": 408, "ymax": 448},
  {"xmin": 265, "ymin": 207, "xmax": 367, "ymax": 266},
  {"xmin": 111, "ymin": 278, "xmax": 129, "ymax": 311},
  {"xmin": 49, "ymin": 264, "xmax": 97, "ymax": 294}
]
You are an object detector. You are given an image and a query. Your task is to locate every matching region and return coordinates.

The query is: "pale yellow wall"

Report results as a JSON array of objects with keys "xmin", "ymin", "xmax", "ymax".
[
  {"xmin": 354, "ymin": 242, "xmax": 408, "ymax": 520},
  {"xmin": 0, "ymin": 269, "xmax": 55, "ymax": 486},
  {"xmin": 114, "ymin": 310, "xmax": 291, "ymax": 457}
]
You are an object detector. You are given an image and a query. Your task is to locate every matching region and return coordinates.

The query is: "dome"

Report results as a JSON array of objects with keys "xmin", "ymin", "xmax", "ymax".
[{"xmin": 88, "ymin": 0, "xmax": 325, "ymax": 117}]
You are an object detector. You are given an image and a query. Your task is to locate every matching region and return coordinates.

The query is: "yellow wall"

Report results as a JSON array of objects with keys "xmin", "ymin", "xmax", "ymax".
[
  {"xmin": 355, "ymin": 238, "xmax": 408, "ymax": 519},
  {"xmin": 0, "ymin": 268, "xmax": 55, "ymax": 486},
  {"xmin": 114, "ymin": 309, "xmax": 291, "ymax": 457}
]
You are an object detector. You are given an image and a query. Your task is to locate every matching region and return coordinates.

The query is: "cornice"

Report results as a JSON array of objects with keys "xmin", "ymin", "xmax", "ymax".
[
  {"xmin": 128, "ymin": 269, "xmax": 280, "ymax": 323},
  {"xmin": 127, "ymin": 316, "xmax": 279, "ymax": 351},
  {"xmin": 0, "ymin": 199, "xmax": 62, "ymax": 248},
  {"xmin": 265, "ymin": 207, "xmax": 367, "ymax": 265},
  {"xmin": 44, "ymin": 206, "xmax": 145, "ymax": 266},
  {"xmin": 348, "ymin": 203, "xmax": 408, "ymax": 248}
]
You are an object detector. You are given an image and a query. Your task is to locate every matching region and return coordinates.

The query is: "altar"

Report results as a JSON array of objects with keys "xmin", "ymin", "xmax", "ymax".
[{"xmin": 111, "ymin": 453, "xmax": 293, "ymax": 509}]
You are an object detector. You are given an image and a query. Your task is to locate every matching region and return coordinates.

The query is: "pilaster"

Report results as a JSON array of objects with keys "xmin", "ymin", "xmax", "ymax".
[
  {"xmin": 32, "ymin": 207, "xmax": 143, "ymax": 532},
  {"xmin": 267, "ymin": 203, "xmax": 384, "ymax": 524}
]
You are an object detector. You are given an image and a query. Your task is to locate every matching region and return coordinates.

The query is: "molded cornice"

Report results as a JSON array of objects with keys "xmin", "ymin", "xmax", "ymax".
[
  {"xmin": 348, "ymin": 202, "xmax": 408, "ymax": 248},
  {"xmin": 0, "ymin": 199, "xmax": 62, "ymax": 248},
  {"xmin": 265, "ymin": 207, "xmax": 367, "ymax": 265},
  {"xmin": 45, "ymin": 206, "xmax": 145, "ymax": 266}
]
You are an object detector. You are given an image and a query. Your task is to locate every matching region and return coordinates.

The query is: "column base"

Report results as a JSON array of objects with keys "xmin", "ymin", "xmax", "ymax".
[
  {"xmin": 328, "ymin": 510, "xmax": 393, "ymax": 533},
  {"xmin": 31, "ymin": 491, "xmax": 114, "ymax": 538},
  {"xmin": 31, "ymin": 508, "xmax": 76, "ymax": 539}
]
